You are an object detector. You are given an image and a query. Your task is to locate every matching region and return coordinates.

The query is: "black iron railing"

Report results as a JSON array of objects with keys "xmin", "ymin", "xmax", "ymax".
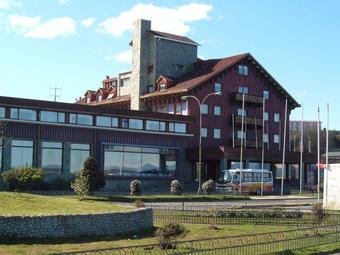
[
  {"xmin": 153, "ymin": 209, "xmax": 340, "ymax": 227},
  {"xmin": 52, "ymin": 225, "xmax": 340, "ymax": 255}
]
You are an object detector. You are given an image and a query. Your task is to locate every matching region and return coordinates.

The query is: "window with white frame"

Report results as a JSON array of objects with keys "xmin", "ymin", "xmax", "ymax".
[
  {"xmin": 214, "ymin": 83, "xmax": 222, "ymax": 93},
  {"xmin": 238, "ymin": 108, "xmax": 247, "ymax": 116},
  {"xmin": 97, "ymin": 95, "xmax": 102, "ymax": 102},
  {"xmin": 214, "ymin": 106, "xmax": 221, "ymax": 116},
  {"xmin": 263, "ymin": 112, "xmax": 269, "ymax": 121},
  {"xmin": 201, "ymin": 128, "xmax": 207, "ymax": 138},
  {"xmin": 263, "ymin": 133, "xmax": 269, "ymax": 143},
  {"xmin": 274, "ymin": 113, "xmax": 280, "ymax": 123},
  {"xmin": 238, "ymin": 86, "xmax": 248, "ymax": 94},
  {"xmin": 238, "ymin": 65, "xmax": 248, "ymax": 76},
  {"xmin": 237, "ymin": 131, "xmax": 246, "ymax": 139},
  {"xmin": 263, "ymin": 90, "xmax": 269, "ymax": 100},
  {"xmin": 201, "ymin": 104, "xmax": 208, "ymax": 114},
  {"xmin": 213, "ymin": 128, "xmax": 221, "ymax": 139},
  {"xmin": 86, "ymin": 97, "xmax": 91, "ymax": 103},
  {"xmin": 274, "ymin": 134, "xmax": 280, "ymax": 144}
]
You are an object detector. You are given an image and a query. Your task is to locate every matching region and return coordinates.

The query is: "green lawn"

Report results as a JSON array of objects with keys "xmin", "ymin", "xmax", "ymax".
[
  {"xmin": 108, "ymin": 194, "xmax": 249, "ymax": 202},
  {"xmin": 0, "ymin": 224, "xmax": 294, "ymax": 255},
  {"xmin": 0, "ymin": 192, "xmax": 131, "ymax": 215}
]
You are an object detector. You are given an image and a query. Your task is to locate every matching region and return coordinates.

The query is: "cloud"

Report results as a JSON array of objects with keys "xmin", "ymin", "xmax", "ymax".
[
  {"xmin": 8, "ymin": 16, "xmax": 76, "ymax": 39},
  {"xmin": 0, "ymin": 0, "xmax": 21, "ymax": 9},
  {"xmin": 8, "ymin": 15, "xmax": 40, "ymax": 32},
  {"xmin": 98, "ymin": 3, "xmax": 213, "ymax": 37},
  {"xmin": 81, "ymin": 17, "xmax": 95, "ymax": 27},
  {"xmin": 106, "ymin": 50, "xmax": 132, "ymax": 64}
]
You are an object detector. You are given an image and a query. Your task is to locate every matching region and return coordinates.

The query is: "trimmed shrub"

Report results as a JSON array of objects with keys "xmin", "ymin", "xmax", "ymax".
[
  {"xmin": 134, "ymin": 199, "xmax": 145, "ymax": 208},
  {"xmin": 71, "ymin": 168, "xmax": 90, "ymax": 200},
  {"xmin": 156, "ymin": 223, "xmax": 187, "ymax": 249},
  {"xmin": 130, "ymin": 180, "xmax": 142, "ymax": 195},
  {"xmin": 311, "ymin": 203, "xmax": 325, "ymax": 223},
  {"xmin": 201, "ymin": 179, "xmax": 215, "ymax": 194},
  {"xmin": 170, "ymin": 180, "xmax": 183, "ymax": 195},
  {"xmin": 1, "ymin": 167, "xmax": 45, "ymax": 190},
  {"xmin": 82, "ymin": 157, "xmax": 105, "ymax": 191}
]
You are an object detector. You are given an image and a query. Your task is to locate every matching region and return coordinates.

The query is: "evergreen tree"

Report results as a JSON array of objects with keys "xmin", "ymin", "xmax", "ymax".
[{"xmin": 82, "ymin": 157, "xmax": 106, "ymax": 191}]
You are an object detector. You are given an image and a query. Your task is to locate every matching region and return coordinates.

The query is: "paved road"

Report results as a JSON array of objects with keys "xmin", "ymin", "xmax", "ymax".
[{"xmin": 120, "ymin": 197, "xmax": 320, "ymax": 211}]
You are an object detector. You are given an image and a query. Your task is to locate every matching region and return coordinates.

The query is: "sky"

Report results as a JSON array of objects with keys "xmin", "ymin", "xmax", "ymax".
[{"xmin": 0, "ymin": 0, "xmax": 340, "ymax": 129}]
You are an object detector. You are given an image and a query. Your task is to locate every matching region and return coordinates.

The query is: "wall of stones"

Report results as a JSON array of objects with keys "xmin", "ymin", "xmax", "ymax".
[{"xmin": 0, "ymin": 208, "xmax": 153, "ymax": 238}]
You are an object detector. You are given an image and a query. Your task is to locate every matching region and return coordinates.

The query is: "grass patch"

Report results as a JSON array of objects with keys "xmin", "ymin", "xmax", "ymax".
[
  {"xmin": 0, "ymin": 192, "xmax": 131, "ymax": 216},
  {"xmin": 108, "ymin": 194, "xmax": 249, "ymax": 203},
  {"xmin": 0, "ymin": 224, "xmax": 293, "ymax": 255}
]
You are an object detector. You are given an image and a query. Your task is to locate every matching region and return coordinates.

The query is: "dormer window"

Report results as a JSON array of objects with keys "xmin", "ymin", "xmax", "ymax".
[
  {"xmin": 86, "ymin": 97, "xmax": 91, "ymax": 104},
  {"xmin": 107, "ymin": 94, "xmax": 114, "ymax": 99},
  {"xmin": 159, "ymin": 83, "xmax": 166, "ymax": 91},
  {"xmin": 97, "ymin": 95, "xmax": 102, "ymax": 102},
  {"xmin": 238, "ymin": 65, "xmax": 248, "ymax": 76}
]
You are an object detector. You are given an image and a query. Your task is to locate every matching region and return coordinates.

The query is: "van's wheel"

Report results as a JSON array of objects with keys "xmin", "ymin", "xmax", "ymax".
[{"xmin": 256, "ymin": 189, "xmax": 261, "ymax": 195}]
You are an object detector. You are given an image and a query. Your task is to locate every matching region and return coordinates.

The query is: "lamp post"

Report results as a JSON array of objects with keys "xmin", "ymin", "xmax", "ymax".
[{"xmin": 181, "ymin": 91, "xmax": 222, "ymax": 195}]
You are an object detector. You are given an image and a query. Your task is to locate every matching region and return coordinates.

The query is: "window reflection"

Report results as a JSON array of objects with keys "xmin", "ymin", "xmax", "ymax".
[
  {"xmin": 42, "ymin": 142, "xmax": 63, "ymax": 174},
  {"xmin": 104, "ymin": 145, "xmax": 177, "ymax": 177},
  {"xmin": 11, "ymin": 140, "xmax": 33, "ymax": 169},
  {"xmin": 70, "ymin": 143, "xmax": 90, "ymax": 173}
]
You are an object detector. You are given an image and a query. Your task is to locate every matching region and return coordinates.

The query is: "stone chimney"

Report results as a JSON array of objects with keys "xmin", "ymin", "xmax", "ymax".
[{"xmin": 130, "ymin": 19, "xmax": 152, "ymax": 110}]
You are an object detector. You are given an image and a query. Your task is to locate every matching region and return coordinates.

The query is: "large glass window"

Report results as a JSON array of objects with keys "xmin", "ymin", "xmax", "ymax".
[
  {"xmin": 69, "ymin": 114, "xmax": 93, "ymax": 126},
  {"xmin": 70, "ymin": 143, "xmax": 90, "ymax": 173},
  {"xmin": 10, "ymin": 108, "xmax": 37, "ymax": 121},
  {"xmin": 104, "ymin": 145, "xmax": 176, "ymax": 177},
  {"xmin": 40, "ymin": 111, "xmax": 65, "ymax": 123},
  {"xmin": 42, "ymin": 142, "xmax": 63, "ymax": 174},
  {"xmin": 145, "ymin": 120, "xmax": 166, "ymax": 131},
  {"xmin": 0, "ymin": 107, "xmax": 5, "ymax": 118},
  {"xmin": 96, "ymin": 116, "xmax": 118, "ymax": 127},
  {"xmin": 169, "ymin": 123, "xmax": 186, "ymax": 133},
  {"xmin": 11, "ymin": 140, "xmax": 33, "ymax": 169},
  {"xmin": 129, "ymin": 119, "xmax": 143, "ymax": 129}
]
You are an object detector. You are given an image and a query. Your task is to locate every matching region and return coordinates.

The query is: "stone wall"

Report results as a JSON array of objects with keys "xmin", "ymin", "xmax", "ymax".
[{"xmin": 0, "ymin": 208, "xmax": 153, "ymax": 238}]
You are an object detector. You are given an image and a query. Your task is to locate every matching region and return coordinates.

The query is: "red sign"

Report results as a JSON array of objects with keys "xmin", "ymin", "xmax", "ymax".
[{"xmin": 316, "ymin": 163, "xmax": 327, "ymax": 169}]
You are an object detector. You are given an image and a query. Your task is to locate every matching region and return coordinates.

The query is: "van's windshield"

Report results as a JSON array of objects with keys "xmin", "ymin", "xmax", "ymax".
[{"xmin": 217, "ymin": 171, "xmax": 232, "ymax": 183}]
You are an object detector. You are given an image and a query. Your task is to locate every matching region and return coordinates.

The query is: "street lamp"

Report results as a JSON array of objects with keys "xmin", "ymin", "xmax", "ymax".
[{"xmin": 181, "ymin": 91, "xmax": 222, "ymax": 195}]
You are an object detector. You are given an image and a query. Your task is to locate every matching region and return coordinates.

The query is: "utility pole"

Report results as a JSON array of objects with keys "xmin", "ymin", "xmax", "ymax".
[{"xmin": 50, "ymin": 87, "xmax": 62, "ymax": 102}]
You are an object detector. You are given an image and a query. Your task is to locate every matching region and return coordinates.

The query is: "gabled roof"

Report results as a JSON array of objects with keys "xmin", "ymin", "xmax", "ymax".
[
  {"xmin": 149, "ymin": 30, "xmax": 199, "ymax": 46},
  {"xmin": 141, "ymin": 53, "xmax": 300, "ymax": 108}
]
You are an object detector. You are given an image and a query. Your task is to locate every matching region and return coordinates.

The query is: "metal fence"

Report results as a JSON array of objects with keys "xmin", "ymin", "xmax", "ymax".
[
  {"xmin": 52, "ymin": 225, "xmax": 340, "ymax": 255},
  {"xmin": 153, "ymin": 209, "xmax": 340, "ymax": 227}
]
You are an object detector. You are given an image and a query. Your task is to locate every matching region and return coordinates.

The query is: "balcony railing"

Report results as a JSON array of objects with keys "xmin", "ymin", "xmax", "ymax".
[
  {"xmin": 233, "ymin": 93, "xmax": 263, "ymax": 105},
  {"xmin": 233, "ymin": 115, "xmax": 263, "ymax": 127},
  {"xmin": 234, "ymin": 138, "xmax": 262, "ymax": 148}
]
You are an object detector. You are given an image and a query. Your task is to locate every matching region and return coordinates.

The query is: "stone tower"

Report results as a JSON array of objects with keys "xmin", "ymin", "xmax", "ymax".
[
  {"xmin": 130, "ymin": 19, "xmax": 152, "ymax": 110},
  {"xmin": 130, "ymin": 19, "xmax": 198, "ymax": 110}
]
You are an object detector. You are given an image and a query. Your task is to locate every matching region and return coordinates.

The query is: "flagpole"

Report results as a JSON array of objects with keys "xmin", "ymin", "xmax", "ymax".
[
  {"xmin": 261, "ymin": 97, "xmax": 265, "ymax": 196},
  {"xmin": 281, "ymin": 98, "xmax": 288, "ymax": 196},
  {"xmin": 239, "ymin": 93, "xmax": 245, "ymax": 194},
  {"xmin": 299, "ymin": 104, "xmax": 304, "ymax": 198},
  {"xmin": 317, "ymin": 106, "xmax": 321, "ymax": 203},
  {"xmin": 324, "ymin": 104, "xmax": 329, "ymax": 208}
]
